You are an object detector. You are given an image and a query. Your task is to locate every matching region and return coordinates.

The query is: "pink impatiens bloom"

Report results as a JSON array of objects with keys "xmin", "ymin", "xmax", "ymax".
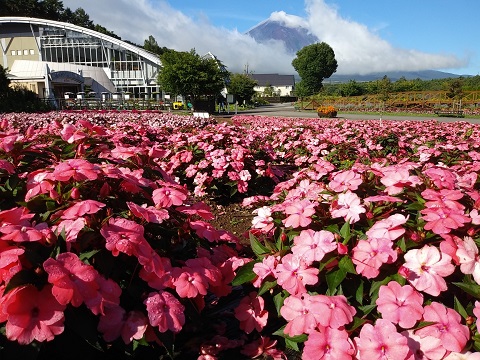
[
  {"xmin": 152, "ymin": 182, "xmax": 188, "ymax": 208},
  {"xmin": 275, "ymin": 254, "xmax": 319, "ymax": 295},
  {"xmin": 100, "ymin": 217, "xmax": 149, "ymax": 257},
  {"xmin": 380, "ymin": 166, "xmax": 421, "ymax": 195},
  {"xmin": 366, "ymin": 214, "xmax": 408, "ymax": 242},
  {"xmin": 328, "ymin": 170, "xmax": 362, "ymax": 192},
  {"xmin": 173, "ymin": 266, "xmax": 208, "ymax": 298},
  {"xmin": 252, "ymin": 255, "xmax": 279, "ymax": 287},
  {"xmin": 280, "ymin": 293, "xmax": 323, "ymax": 336},
  {"xmin": 352, "ymin": 238, "xmax": 397, "ymax": 279},
  {"xmin": 310, "ymin": 294, "xmax": 356, "ymax": 329},
  {"xmin": 251, "ymin": 206, "xmax": 274, "ymax": 232},
  {"xmin": 127, "ymin": 202, "xmax": 169, "ymax": 224},
  {"xmin": 60, "ymin": 200, "xmax": 105, "ymax": 219},
  {"xmin": 52, "ymin": 218, "xmax": 86, "ymax": 243},
  {"xmin": 2, "ymin": 284, "xmax": 66, "ymax": 344},
  {"xmin": 291, "ymin": 229, "xmax": 337, "ymax": 265},
  {"xmin": 376, "ymin": 282, "xmax": 424, "ymax": 329},
  {"xmin": 415, "ymin": 302, "xmax": 469, "ymax": 353},
  {"xmin": 330, "ymin": 190, "xmax": 366, "ymax": 224},
  {"xmin": 355, "ymin": 319, "xmax": 409, "ymax": 360},
  {"xmin": 303, "ymin": 327, "xmax": 354, "ymax": 360},
  {"xmin": 144, "ymin": 291, "xmax": 185, "ymax": 333},
  {"xmin": 420, "ymin": 206, "xmax": 470, "ymax": 235},
  {"xmin": 234, "ymin": 292, "xmax": 268, "ymax": 334},
  {"xmin": 456, "ymin": 236, "xmax": 480, "ymax": 284},
  {"xmin": 51, "ymin": 159, "xmax": 99, "ymax": 182},
  {"xmin": 402, "ymin": 245, "xmax": 455, "ymax": 296},
  {"xmin": 98, "ymin": 305, "xmax": 148, "ymax": 344},
  {"xmin": 402, "ymin": 329, "xmax": 446, "ymax": 360},
  {"xmin": 282, "ymin": 199, "xmax": 317, "ymax": 228},
  {"xmin": 43, "ymin": 252, "xmax": 99, "ymax": 307}
]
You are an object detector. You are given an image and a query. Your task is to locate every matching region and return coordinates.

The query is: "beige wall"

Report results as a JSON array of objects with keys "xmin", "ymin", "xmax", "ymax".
[{"xmin": 1, "ymin": 36, "xmax": 39, "ymax": 68}]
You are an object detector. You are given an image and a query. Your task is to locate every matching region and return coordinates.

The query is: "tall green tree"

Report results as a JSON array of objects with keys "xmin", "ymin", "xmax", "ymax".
[
  {"xmin": 291, "ymin": 42, "xmax": 338, "ymax": 96},
  {"xmin": 158, "ymin": 49, "xmax": 227, "ymax": 101},
  {"xmin": 0, "ymin": 64, "xmax": 11, "ymax": 95},
  {"xmin": 227, "ymin": 73, "xmax": 257, "ymax": 104},
  {"xmin": 144, "ymin": 35, "xmax": 169, "ymax": 56}
]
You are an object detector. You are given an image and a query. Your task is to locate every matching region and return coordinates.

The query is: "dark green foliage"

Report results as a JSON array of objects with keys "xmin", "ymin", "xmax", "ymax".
[
  {"xmin": 291, "ymin": 42, "xmax": 338, "ymax": 96},
  {"xmin": 227, "ymin": 73, "xmax": 257, "ymax": 104}
]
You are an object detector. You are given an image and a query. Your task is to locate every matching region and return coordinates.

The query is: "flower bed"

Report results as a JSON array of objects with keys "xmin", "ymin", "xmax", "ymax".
[
  {"xmin": 317, "ymin": 105, "xmax": 337, "ymax": 118},
  {"xmin": 1, "ymin": 112, "xmax": 480, "ymax": 359}
]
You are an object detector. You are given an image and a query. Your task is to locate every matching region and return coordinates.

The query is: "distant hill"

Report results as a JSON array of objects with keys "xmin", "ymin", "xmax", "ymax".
[{"xmin": 247, "ymin": 19, "xmax": 467, "ymax": 82}]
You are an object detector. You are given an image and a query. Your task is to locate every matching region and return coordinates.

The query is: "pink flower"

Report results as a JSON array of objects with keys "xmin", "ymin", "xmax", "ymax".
[
  {"xmin": 52, "ymin": 218, "xmax": 86, "ymax": 243},
  {"xmin": 330, "ymin": 191, "xmax": 366, "ymax": 224},
  {"xmin": 376, "ymin": 282, "xmax": 424, "ymax": 329},
  {"xmin": 43, "ymin": 252, "xmax": 99, "ymax": 307},
  {"xmin": 251, "ymin": 206, "xmax": 274, "ymax": 232},
  {"xmin": 152, "ymin": 183, "xmax": 188, "ymax": 208},
  {"xmin": 60, "ymin": 200, "xmax": 105, "ymax": 219},
  {"xmin": 421, "ymin": 206, "xmax": 470, "ymax": 235},
  {"xmin": 127, "ymin": 202, "xmax": 169, "ymax": 224},
  {"xmin": 352, "ymin": 238, "xmax": 397, "ymax": 279},
  {"xmin": 280, "ymin": 294, "xmax": 323, "ymax": 336},
  {"xmin": 173, "ymin": 267, "xmax": 208, "ymax": 298},
  {"xmin": 189, "ymin": 220, "xmax": 233, "ymax": 242},
  {"xmin": 415, "ymin": 302, "xmax": 469, "ymax": 353},
  {"xmin": 282, "ymin": 199, "xmax": 317, "ymax": 228},
  {"xmin": 402, "ymin": 329, "xmax": 446, "ymax": 360},
  {"xmin": 98, "ymin": 306, "xmax": 148, "ymax": 344},
  {"xmin": 303, "ymin": 327, "xmax": 354, "ymax": 360},
  {"xmin": 275, "ymin": 254, "xmax": 319, "ymax": 295},
  {"xmin": 0, "ymin": 222, "xmax": 46, "ymax": 242},
  {"xmin": 355, "ymin": 319, "xmax": 409, "ymax": 360},
  {"xmin": 474, "ymin": 301, "xmax": 480, "ymax": 331},
  {"xmin": 291, "ymin": 229, "xmax": 337, "ymax": 265},
  {"xmin": 424, "ymin": 167, "xmax": 456, "ymax": 189},
  {"xmin": 366, "ymin": 214, "xmax": 407, "ymax": 242},
  {"xmin": 380, "ymin": 167, "xmax": 420, "ymax": 195},
  {"xmin": 310, "ymin": 294, "xmax": 356, "ymax": 329},
  {"xmin": 51, "ymin": 159, "xmax": 99, "ymax": 182},
  {"xmin": 252, "ymin": 255, "xmax": 278, "ymax": 287},
  {"xmin": 100, "ymin": 217, "xmax": 149, "ymax": 257},
  {"xmin": 144, "ymin": 291, "xmax": 185, "ymax": 333},
  {"xmin": 328, "ymin": 170, "xmax": 362, "ymax": 192},
  {"xmin": 234, "ymin": 292, "xmax": 268, "ymax": 334},
  {"xmin": 402, "ymin": 245, "xmax": 454, "ymax": 296},
  {"xmin": 456, "ymin": 236, "xmax": 480, "ymax": 284},
  {"xmin": 2, "ymin": 284, "xmax": 66, "ymax": 344},
  {"xmin": 241, "ymin": 336, "xmax": 285, "ymax": 359},
  {"xmin": 0, "ymin": 244, "xmax": 24, "ymax": 284}
]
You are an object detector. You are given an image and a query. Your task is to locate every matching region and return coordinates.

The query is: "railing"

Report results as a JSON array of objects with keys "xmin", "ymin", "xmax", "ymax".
[{"xmin": 46, "ymin": 98, "xmax": 170, "ymax": 111}]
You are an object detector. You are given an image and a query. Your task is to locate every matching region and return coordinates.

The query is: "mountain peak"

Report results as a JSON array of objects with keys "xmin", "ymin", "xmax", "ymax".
[{"xmin": 246, "ymin": 19, "xmax": 318, "ymax": 54}]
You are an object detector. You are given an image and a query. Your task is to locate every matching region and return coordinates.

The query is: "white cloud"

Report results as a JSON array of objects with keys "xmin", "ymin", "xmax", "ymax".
[{"xmin": 60, "ymin": 0, "xmax": 467, "ymax": 75}]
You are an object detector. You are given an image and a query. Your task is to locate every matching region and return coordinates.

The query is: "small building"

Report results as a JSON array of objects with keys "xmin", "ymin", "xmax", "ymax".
[{"xmin": 247, "ymin": 73, "xmax": 295, "ymax": 96}]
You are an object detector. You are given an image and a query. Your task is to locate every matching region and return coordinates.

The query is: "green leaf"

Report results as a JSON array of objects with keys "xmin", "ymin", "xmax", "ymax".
[
  {"xmin": 326, "ymin": 267, "xmax": 347, "ymax": 294},
  {"xmin": 454, "ymin": 296, "xmax": 468, "ymax": 320},
  {"xmin": 79, "ymin": 249, "xmax": 101, "ymax": 262},
  {"xmin": 285, "ymin": 338, "xmax": 300, "ymax": 352},
  {"xmin": 273, "ymin": 326, "xmax": 308, "ymax": 343},
  {"xmin": 453, "ymin": 281, "xmax": 480, "ymax": 299},
  {"xmin": 339, "ymin": 221, "xmax": 351, "ymax": 242},
  {"xmin": 355, "ymin": 279, "xmax": 364, "ymax": 305},
  {"xmin": 273, "ymin": 291, "xmax": 289, "ymax": 316},
  {"xmin": 231, "ymin": 261, "xmax": 256, "ymax": 286},
  {"xmin": 348, "ymin": 316, "xmax": 368, "ymax": 332},
  {"xmin": 249, "ymin": 232, "xmax": 270, "ymax": 258},
  {"xmin": 358, "ymin": 304, "xmax": 377, "ymax": 316},
  {"xmin": 338, "ymin": 256, "xmax": 356, "ymax": 274},
  {"xmin": 258, "ymin": 279, "xmax": 277, "ymax": 296}
]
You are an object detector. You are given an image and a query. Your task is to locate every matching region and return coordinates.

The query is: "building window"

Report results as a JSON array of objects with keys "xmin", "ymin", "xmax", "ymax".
[
  {"xmin": 30, "ymin": 49, "xmax": 35, "ymax": 55},
  {"xmin": 17, "ymin": 50, "xmax": 22, "ymax": 55},
  {"xmin": 11, "ymin": 50, "xmax": 16, "ymax": 56},
  {"xmin": 23, "ymin": 49, "xmax": 29, "ymax": 55}
]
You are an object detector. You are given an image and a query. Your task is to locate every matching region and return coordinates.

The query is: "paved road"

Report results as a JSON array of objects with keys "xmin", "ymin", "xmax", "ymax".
[{"xmin": 219, "ymin": 103, "xmax": 480, "ymax": 124}]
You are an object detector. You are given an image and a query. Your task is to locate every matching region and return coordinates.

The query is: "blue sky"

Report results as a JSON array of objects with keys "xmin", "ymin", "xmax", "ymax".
[{"xmin": 61, "ymin": 0, "xmax": 479, "ymax": 76}]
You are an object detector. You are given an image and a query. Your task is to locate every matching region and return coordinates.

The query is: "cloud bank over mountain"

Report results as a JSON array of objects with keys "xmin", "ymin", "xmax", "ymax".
[{"xmin": 61, "ymin": 0, "xmax": 467, "ymax": 75}]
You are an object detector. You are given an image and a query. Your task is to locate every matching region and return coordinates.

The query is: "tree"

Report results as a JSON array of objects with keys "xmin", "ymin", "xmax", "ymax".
[
  {"xmin": 227, "ymin": 73, "xmax": 257, "ymax": 104},
  {"xmin": 340, "ymin": 80, "xmax": 363, "ymax": 97},
  {"xmin": 144, "ymin": 35, "xmax": 169, "ymax": 56},
  {"xmin": 158, "ymin": 49, "xmax": 227, "ymax": 102},
  {"xmin": 0, "ymin": 64, "xmax": 11, "ymax": 95},
  {"xmin": 291, "ymin": 42, "xmax": 337, "ymax": 96}
]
